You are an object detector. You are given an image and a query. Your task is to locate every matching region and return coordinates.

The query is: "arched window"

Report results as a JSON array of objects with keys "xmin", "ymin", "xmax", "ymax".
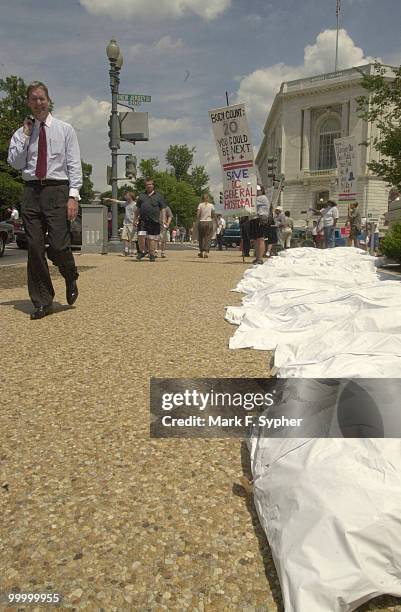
[{"xmin": 318, "ymin": 116, "xmax": 341, "ymax": 170}]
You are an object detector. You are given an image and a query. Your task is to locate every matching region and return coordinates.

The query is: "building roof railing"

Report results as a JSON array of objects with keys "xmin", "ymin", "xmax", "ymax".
[{"xmin": 282, "ymin": 64, "xmax": 376, "ymax": 92}]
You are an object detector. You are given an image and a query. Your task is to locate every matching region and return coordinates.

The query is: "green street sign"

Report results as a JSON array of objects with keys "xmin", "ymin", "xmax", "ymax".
[{"xmin": 118, "ymin": 93, "xmax": 151, "ymax": 104}]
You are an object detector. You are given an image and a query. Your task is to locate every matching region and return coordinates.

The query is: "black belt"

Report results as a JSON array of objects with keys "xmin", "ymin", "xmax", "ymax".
[{"xmin": 26, "ymin": 180, "xmax": 69, "ymax": 187}]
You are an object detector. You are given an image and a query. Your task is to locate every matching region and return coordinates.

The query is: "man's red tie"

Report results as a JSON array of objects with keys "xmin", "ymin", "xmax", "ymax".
[{"xmin": 35, "ymin": 121, "xmax": 47, "ymax": 179}]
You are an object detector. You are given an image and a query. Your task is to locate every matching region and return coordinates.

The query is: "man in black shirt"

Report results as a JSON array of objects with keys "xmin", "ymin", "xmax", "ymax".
[{"xmin": 134, "ymin": 178, "xmax": 166, "ymax": 261}]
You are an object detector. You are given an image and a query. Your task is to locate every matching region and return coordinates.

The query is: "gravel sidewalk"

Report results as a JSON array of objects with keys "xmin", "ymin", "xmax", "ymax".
[{"xmin": 1, "ymin": 249, "xmax": 400, "ymax": 611}]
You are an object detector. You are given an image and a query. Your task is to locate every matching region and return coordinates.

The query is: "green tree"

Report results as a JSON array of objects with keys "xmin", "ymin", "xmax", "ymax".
[
  {"xmin": 357, "ymin": 63, "xmax": 401, "ymax": 188},
  {"xmin": 139, "ymin": 157, "xmax": 159, "ymax": 178},
  {"xmin": 154, "ymin": 171, "xmax": 198, "ymax": 227},
  {"xmin": 80, "ymin": 161, "xmax": 95, "ymax": 205},
  {"xmin": 189, "ymin": 165, "xmax": 209, "ymax": 197},
  {"xmin": 165, "ymin": 144, "xmax": 195, "ymax": 181},
  {"xmin": 0, "ymin": 75, "xmax": 29, "ymax": 212},
  {"xmin": 380, "ymin": 221, "xmax": 401, "ymax": 262}
]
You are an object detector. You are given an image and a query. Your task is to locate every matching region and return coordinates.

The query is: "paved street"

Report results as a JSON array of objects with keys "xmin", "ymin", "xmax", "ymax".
[
  {"xmin": 1, "ymin": 250, "xmax": 400, "ymax": 611},
  {"xmin": 1, "ymin": 244, "xmax": 27, "ymax": 267}
]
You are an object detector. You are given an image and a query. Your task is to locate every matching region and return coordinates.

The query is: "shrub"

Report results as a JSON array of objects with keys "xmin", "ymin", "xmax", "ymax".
[{"xmin": 381, "ymin": 222, "xmax": 401, "ymax": 262}]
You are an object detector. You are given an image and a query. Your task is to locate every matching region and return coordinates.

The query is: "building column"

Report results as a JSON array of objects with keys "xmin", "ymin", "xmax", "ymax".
[
  {"xmin": 341, "ymin": 102, "xmax": 349, "ymax": 136},
  {"xmin": 302, "ymin": 108, "xmax": 311, "ymax": 170}
]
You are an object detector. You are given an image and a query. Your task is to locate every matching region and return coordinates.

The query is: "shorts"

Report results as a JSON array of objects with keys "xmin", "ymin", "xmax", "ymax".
[
  {"xmin": 248, "ymin": 218, "xmax": 278, "ymax": 244},
  {"xmin": 137, "ymin": 217, "xmax": 160, "ymax": 240},
  {"xmin": 121, "ymin": 224, "xmax": 136, "ymax": 241},
  {"xmin": 159, "ymin": 227, "xmax": 168, "ymax": 241}
]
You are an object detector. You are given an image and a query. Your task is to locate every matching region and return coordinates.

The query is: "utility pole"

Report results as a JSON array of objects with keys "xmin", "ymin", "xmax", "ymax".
[
  {"xmin": 335, "ymin": 0, "xmax": 340, "ymax": 72},
  {"xmin": 106, "ymin": 38, "xmax": 123, "ymax": 251}
]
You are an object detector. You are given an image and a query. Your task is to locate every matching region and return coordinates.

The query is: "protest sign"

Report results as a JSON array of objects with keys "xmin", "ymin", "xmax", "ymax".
[
  {"xmin": 334, "ymin": 136, "xmax": 358, "ymax": 203},
  {"xmin": 209, "ymin": 104, "xmax": 257, "ymax": 216}
]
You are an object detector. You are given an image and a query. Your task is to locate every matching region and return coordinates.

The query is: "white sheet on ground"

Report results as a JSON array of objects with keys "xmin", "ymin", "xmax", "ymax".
[{"xmin": 227, "ymin": 247, "xmax": 401, "ymax": 611}]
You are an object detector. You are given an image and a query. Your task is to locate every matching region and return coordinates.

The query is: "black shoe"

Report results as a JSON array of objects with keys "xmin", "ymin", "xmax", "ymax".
[
  {"xmin": 66, "ymin": 279, "xmax": 79, "ymax": 306},
  {"xmin": 30, "ymin": 305, "xmax": 52, "ymax": 320},
  {"xmin": 149, "ymin": 254, "xmax": 156, "ymax": 262},
  {"xmin": 136, "ymin": 252, "xmax": 146, "ymax": 261}
]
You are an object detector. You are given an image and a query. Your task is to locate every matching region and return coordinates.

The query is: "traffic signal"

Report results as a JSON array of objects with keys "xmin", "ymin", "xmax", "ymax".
[
  {"xmin": 267, "ymin": 157, "xmax": 277, "ymax": 179},
  {"xmin": 219, "ymin": 191, "xmax": 223, "ymax": 205},
  {"xmin": 108, "ymin": 113, "xmax": 120, "ymax": 149},
  {"xmin": 125, "ymin": 155, "xmax": 137, "ymax": 179}
]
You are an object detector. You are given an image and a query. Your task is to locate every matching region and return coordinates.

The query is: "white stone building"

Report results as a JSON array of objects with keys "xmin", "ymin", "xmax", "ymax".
[{"xmin": 255, "ymin": 64, "xmax": 391, "ymax": 226}]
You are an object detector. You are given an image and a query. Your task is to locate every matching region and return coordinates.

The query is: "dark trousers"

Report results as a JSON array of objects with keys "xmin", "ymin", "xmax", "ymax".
[
  {"xmin": 198, "ymin": 221, "xmax": 213, "ymax": 253},
  {"xmin": 240, "ymin": 219, "xmax": 251, "ymax": 256},
  {"xmin": 22, "ymin": 183, "xmax": 78, "ymax": 307},
  {"xmin": 217, "ymin": 233, "xmax": 224, "ymax": 251}
]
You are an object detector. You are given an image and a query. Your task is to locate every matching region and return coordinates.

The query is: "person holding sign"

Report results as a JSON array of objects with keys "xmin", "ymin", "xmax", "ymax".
[{"xmin": 251, "ymin": 185, "xmax": 273, "ymax": 265}]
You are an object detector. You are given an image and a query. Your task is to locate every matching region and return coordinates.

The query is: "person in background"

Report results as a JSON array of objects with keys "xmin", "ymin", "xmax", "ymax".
[
  {"xmin": 239, "ymin": 216, "xmax": 251, "ymax": 257},
  {"xmin": 216, "ymin": 214, "xmax": 226, "ymax": 251},
  {"xmin": 103, "ymin": 191, "xmax": 137, "ymax": 256},
  {"xmin": 134, "ymin": 177, "xmax": 166, "ymax": 262},
  {"xmin": 281, "ymin": 210, "xmax": 294, "ymax": 249},
  {"xmin": 8, "ymin": 205, "xmax": 19, "ymax": 222},
  {"xmin": 253, "ymin": 185, "xmax": 271, "ymax": 265},
  {"xmin": 310, "ymin": 200, "xmax": 339, "ymax": 248},
  {"xmin": 274, "ymin": 206, "xmax": 286, "ymax": 249},
  {"xmin": 346, "ymin": 201, "xmax": 362, "ymax": 248},
  {"xmin": 312, "ymin": 219, "xmax": 325, "ymax": 248},
  {"xmin": 171, "ymin": 228, "xmax": 177, "ymax": 243},
  {"xmin": 197, "ymin": 193, "xmax": 216, "ymax": 258},
  {"xmin": 366, "ymin": 221, "xmax": 380, "ymax": 255},
  {"xmin": 359, "ymin": 217, "xmax": 367, "ymax": 251},
  {"xmin": 159, "ymin": 203, "xmax": 173, "ymax": 258},
  {"xmin": 179, "ymin": 225, "xmax": 186, "ymax": 243}
]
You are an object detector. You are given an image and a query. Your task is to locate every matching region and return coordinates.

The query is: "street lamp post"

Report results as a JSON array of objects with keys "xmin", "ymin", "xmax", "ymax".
[{"xmin": 106, "ymin": 38, "xmax": 123, "ymax": 250}]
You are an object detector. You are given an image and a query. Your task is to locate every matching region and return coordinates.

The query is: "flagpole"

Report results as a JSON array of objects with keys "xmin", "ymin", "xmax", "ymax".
[{"xmin": 335, "ymin": 0, "xmax": 340, "ymax": 72}]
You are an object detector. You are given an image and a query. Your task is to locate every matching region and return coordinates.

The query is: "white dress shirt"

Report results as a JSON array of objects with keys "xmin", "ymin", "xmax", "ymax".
[{"xmin": 7, "ymin": 113, "xmax": 82, "ymax": 199}]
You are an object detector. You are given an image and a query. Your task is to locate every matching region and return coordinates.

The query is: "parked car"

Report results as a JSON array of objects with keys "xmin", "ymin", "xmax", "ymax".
[
  {"xmin": 0, "ymin": 221, "xmax": 14, "ymax": 256},
  {"xmin": 15, "ymin": 216, "xmax": 82, "ymax": 249},
  {"xmin": 222, "ymin": 221, "xmax": 241, "ymax": 248}
]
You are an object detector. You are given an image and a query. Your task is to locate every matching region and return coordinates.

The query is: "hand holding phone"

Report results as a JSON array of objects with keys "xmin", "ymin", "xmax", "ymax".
[{"xmin": 23, "ymin": 115, "xmax": 34, "ymax": 137}]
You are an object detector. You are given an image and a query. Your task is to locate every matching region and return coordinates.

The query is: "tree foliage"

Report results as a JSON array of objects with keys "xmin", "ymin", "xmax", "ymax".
[
  {"xmin": 357, "ymin": 62, "xmax": 401, "ymax": 189},
  {"xmin": 80, "ymin": 161, "xmax": 95, "ymax": 206},
  {"xmin": 0, "ymin": 76, "xmax": 29, "ymax": 212},
  {"xmin": 139, "ymin": 157, "xmax": 159, "ymax": 179},
  {"xmin": 380, "ymin": 222, "xmax": 401, "ymax": 262},
  {"xmin": 188, "ymin": 165, "xmax": 209, "ymax": 197},
  {"xmin": 165, "ymin": 144, "xmax": 195, "ymax": 181},
  {"xmin": 154, "ymin": 171, "xmax": 198, "ymax": 227}
]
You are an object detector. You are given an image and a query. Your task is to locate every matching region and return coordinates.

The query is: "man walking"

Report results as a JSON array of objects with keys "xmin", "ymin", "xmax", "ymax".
[
  {"xmin": 8, "ymin": 81, "xmax": 82, "ymax": 319},
  {"xmin": 216, "ymin": 214, "xmax": 226, "ymax": 251},
  {"xmin": 134, "ymin": 178, "xmax": 166, "ymax": 262},
  {"xmin": 103, "ymin": 191, "xmax": 137, "ymax": 256}
]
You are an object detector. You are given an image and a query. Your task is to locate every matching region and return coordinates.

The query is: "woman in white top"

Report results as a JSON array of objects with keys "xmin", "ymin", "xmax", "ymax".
[{"xmin": 197, "ymin": 193, "xmax": 216, "ymax": 258}]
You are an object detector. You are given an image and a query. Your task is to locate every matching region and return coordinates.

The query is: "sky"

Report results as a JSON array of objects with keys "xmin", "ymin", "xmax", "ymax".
[{"xmin": 1, "ymin": 0, "xmax": 401, "ymax": 198}]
